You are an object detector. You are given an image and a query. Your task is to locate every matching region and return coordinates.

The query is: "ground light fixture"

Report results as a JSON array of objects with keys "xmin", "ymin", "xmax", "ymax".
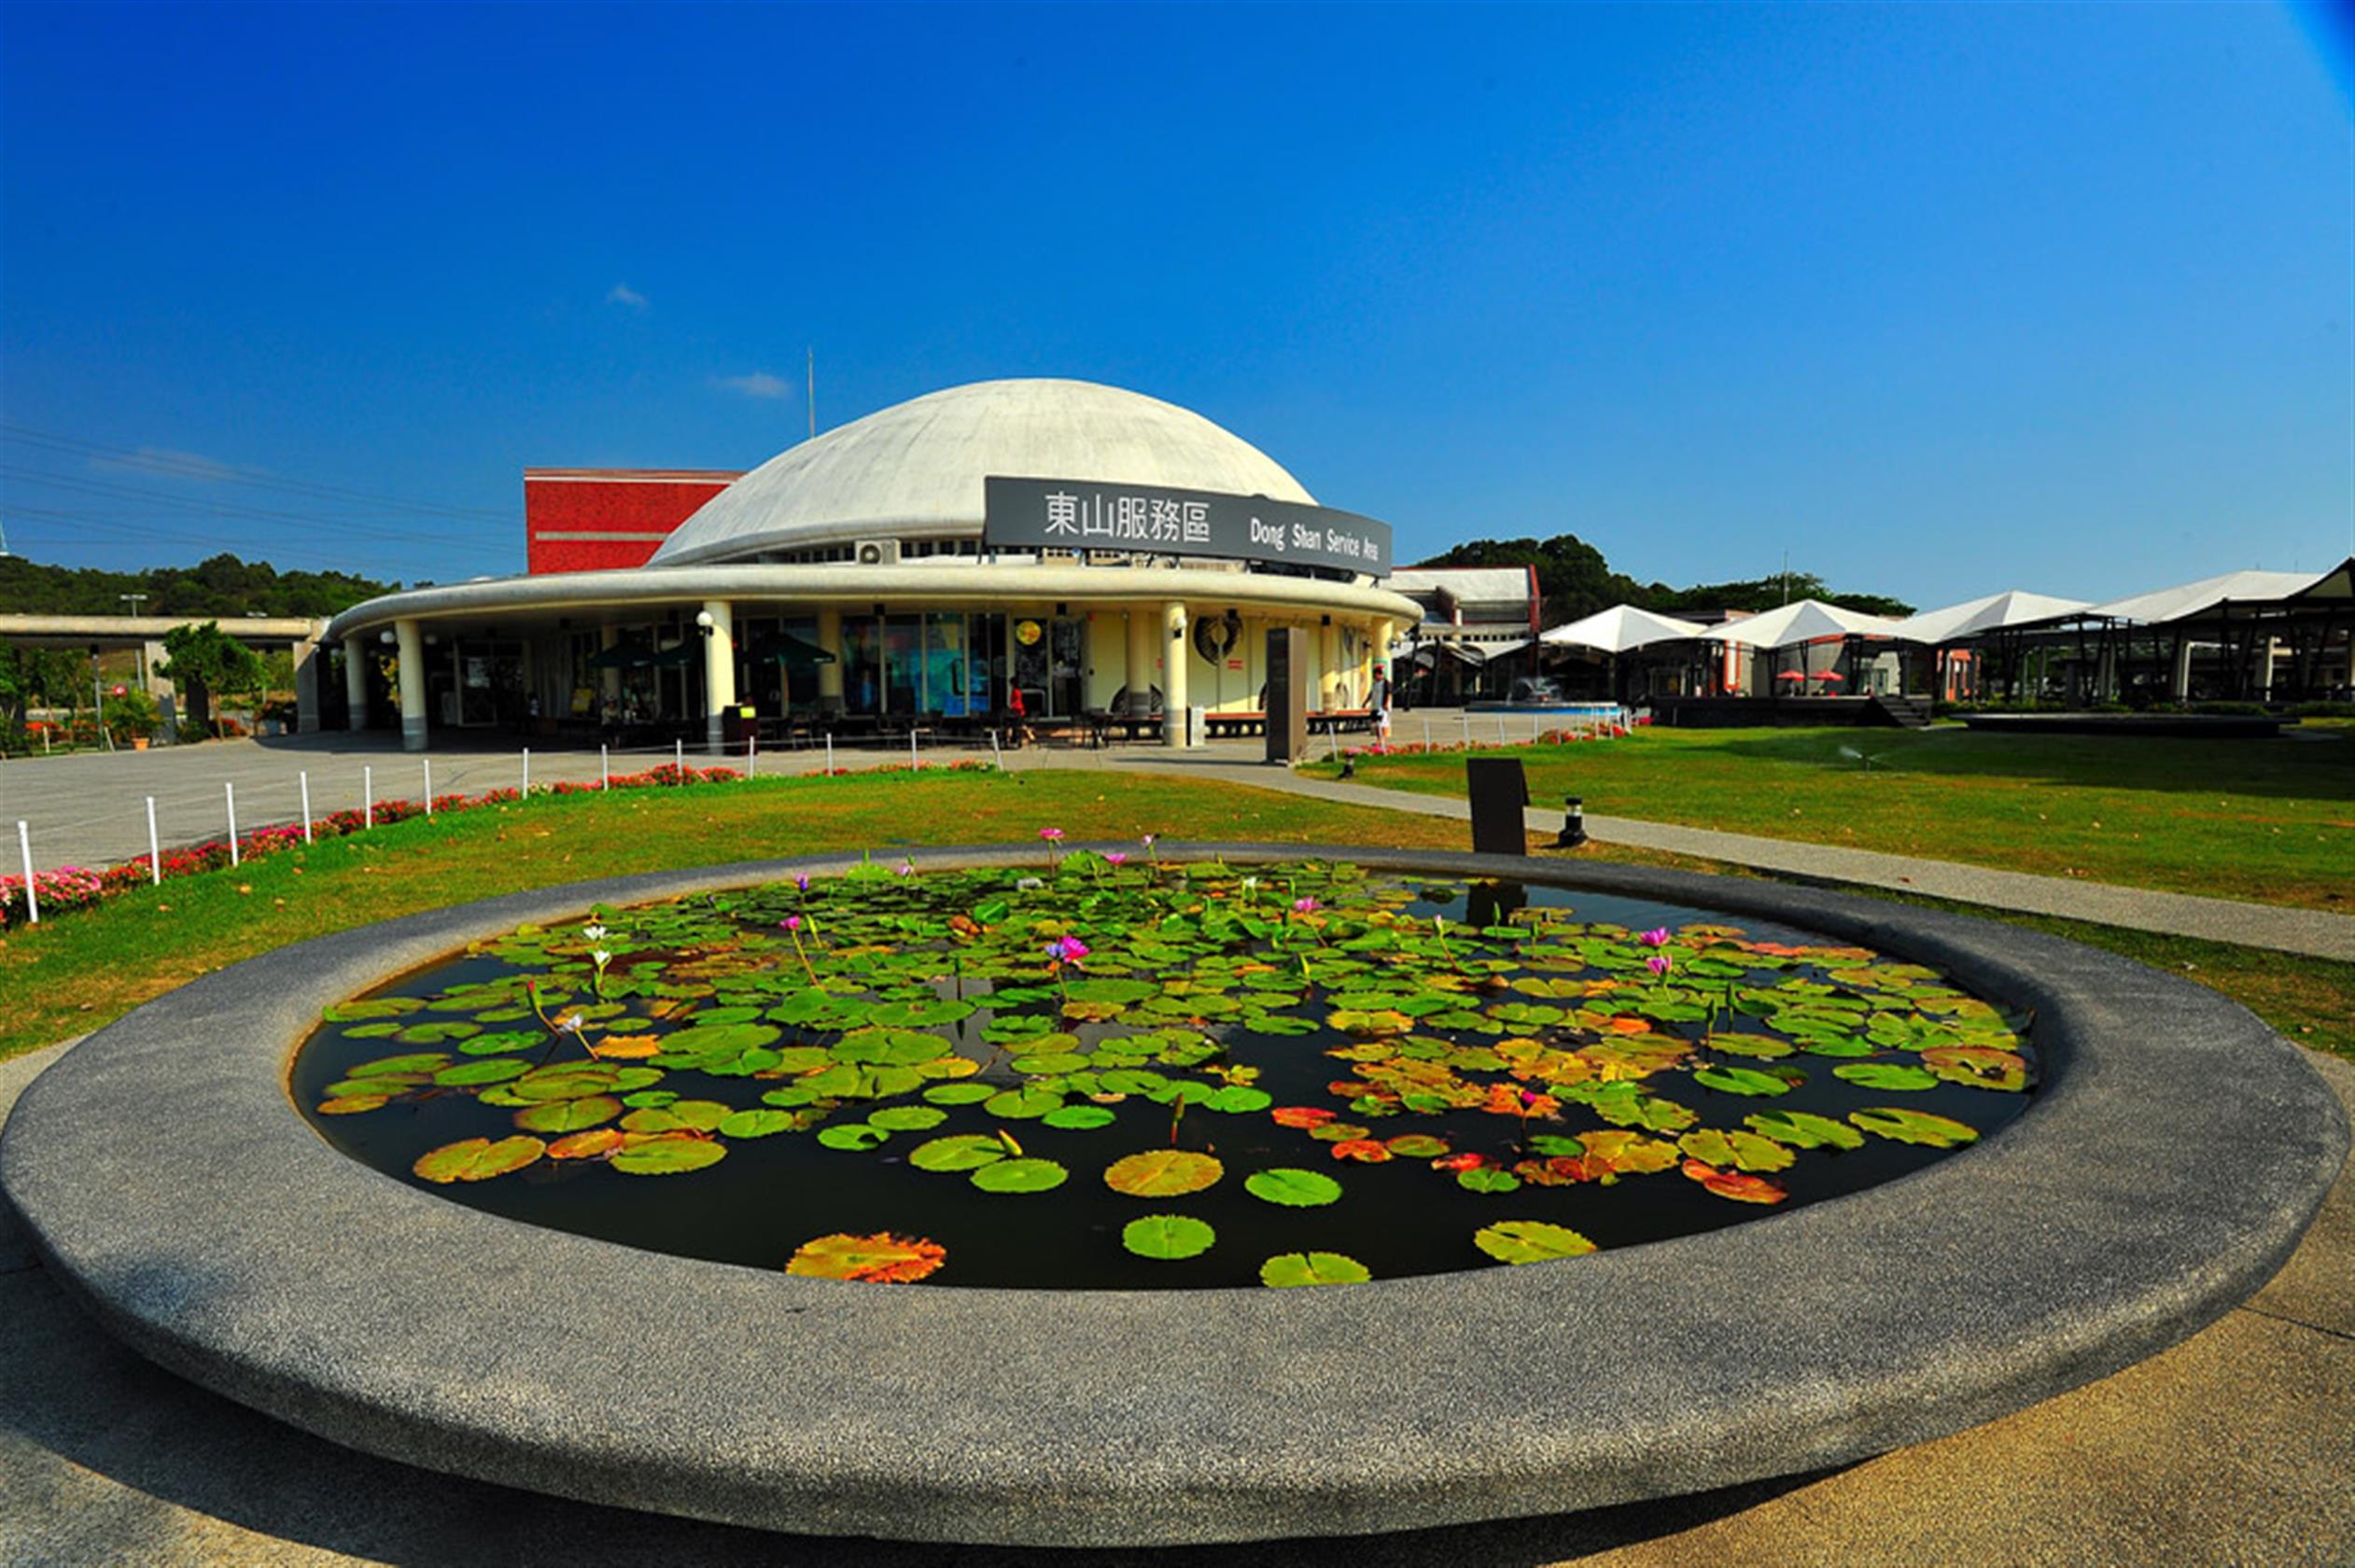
[{"xmin": 1558, "ymin": 795, "xmax": 1588, "ymax": 848}]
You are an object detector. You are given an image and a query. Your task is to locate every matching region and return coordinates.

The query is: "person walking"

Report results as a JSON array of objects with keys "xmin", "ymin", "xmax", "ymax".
[{"xmin": 1368, "ymin": 664, "xmax": 1392, "ymax": 746}]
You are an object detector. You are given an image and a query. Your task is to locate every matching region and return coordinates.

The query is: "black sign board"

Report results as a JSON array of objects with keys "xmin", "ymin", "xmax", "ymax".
[
  {"xmin": 1266, "ymin": 626, "xmax": 1307, "ymax": 763},
  {"xmin": 1465, "ymin": 757, "xmax": 1530, "ymax": 857},
  {"xmin": 984, "ymin": 476, "xmax": 1393, "ymax": 577}
]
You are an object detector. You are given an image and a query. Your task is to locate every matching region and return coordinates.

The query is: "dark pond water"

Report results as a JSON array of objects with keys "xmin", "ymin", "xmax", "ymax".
[{"xmin": 292, "ymin": 856, "xmax": 2035, "ymax": 1290}]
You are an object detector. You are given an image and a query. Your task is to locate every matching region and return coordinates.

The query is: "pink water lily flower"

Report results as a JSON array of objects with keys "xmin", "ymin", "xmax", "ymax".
[
  {"xmin": 1646, "ymin": 953, "xmax": 1673, "ymax": 978},
  {"xmin": 1292, "ymin": 896, "xmax": 1319, "ymax": 916},
  {"xmin": 1638, "ymin": 928, "xmax": 1672, "ymax": 948},
  {"xmin": 1044, "ymin": 936, "xmax": 1089, "ymax": 965},
  {"xmin": 780, "ymin": 915, "xmax": 803, "ymax": 933},
  {"xmin": 1039, "ymin": 827, "xmax": 1066, "ymax": 843},
  {"xmin": 1105, "ymin": 852, "xmax": 1128, "ymax": 867}
]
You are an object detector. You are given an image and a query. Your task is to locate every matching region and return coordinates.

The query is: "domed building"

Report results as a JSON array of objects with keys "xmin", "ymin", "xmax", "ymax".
[{"xmin": 326, "ymin": 379, "xmax": 1418, "ymax": 750}]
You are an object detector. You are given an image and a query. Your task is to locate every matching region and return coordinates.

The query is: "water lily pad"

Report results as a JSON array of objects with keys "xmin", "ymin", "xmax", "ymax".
[
  {"xmin": 1920, "ymin": 1046, "xmax": 2029, "ymax": 1092},
  {"xmin": 1849, "ymin": 1107, "xmax": 1981, "ymax": 1147},
  {"xmin": 1259, "ymin": 1252, "xmax": 1371, "ymax": 1287},
  {"xmin": 1691, "ymin": 1065, "xmax": 1793, "ymax": 1098},
  {"xmin": 413, "ymin": 1136, "xmax": 545, "ymax": 1183},
  {"xmin": 922, "ymin": 1082, "xmax": 997, "ymax": 1106},
  {"xmin": 868, "ymin": 1105, "xmax": 949, "ymax": 1132},
  {"xmin": 971, "ymin": 1157, "xmax": 1068, "ymax": 1193},
  {"xmin": 1680, "ymin": 1157, "xmax": 1787, "ymax": 1204},
  {"xmin": 315, "ymin": 1093, "xmax": 389, "ymax": 1114},
  {"xmin": 817, "ymin": 1123, "xmax": 890, "ymax": 1152},
  {"xmin": 718, "ymin": 1109, "xmax": 796, "ymax": 1139},
  {"xmin": 513, "ymin": 1095, "xmax": 622, "ymax": 1134},
  {"xmin": 1745, "ymin": 1110, "xmax": 1866, "ymax": 1150},
  {"xmin": 351, "ymin": 1052, "xmax": 451, "ymax": 1078},
  {"xmin": 1472, "ymin": 1220, "xmax": 1597, "ymax": 1265},
  {"xmin": 984, "ymin": 1086, "xmax": 1064, "ymax": 1120},
  {"xmin": 785, "ymin": 1231, "xmax": 946, "ymax": 1282},
  {"xmin": 1455, "ymin": 1167, "xmax": 1521, "ymax": 1194},
  {"xmin": 1103, "ymin": 1149, "xmax": 1224, "ymax": 1197},
  {"xmin": 1384, "ymin": 1133, "xmax": 1451, "ymax": 1158},
  {"xmin": 1121, "ymin": 1214, "xmax": 1216, "ymax": 1259},
  {"xmin": 1831, "ymin": 1062, "xmax": 1939, "ymax": 1092},
  {"xmin": 610, "ymin": 1136, "xmax": 727, "ymax": 1174},
  {"xmin": 458, "ymin": 1030, "xmax": 545, "ymax": 1057},
  {"xmin": 547, "ymin": 1127, "xmax": 625, "ymax": 1159},
  {"xmin": 1042, "ymin": 1104, "xmax": 1118, "ymax": 1130},
  {"xmin": 1676, "ymin": 1127, "xmax": 1795, "ymax": 1172},
  {"xmin": 1244, "ymin": 1168, "xmax": 1343, "ymax": 1207},
  {"xmin": 910, "ymin": 1134, "xmax": 1009, "ymax": 1171},
  {"xmin": 434, "ymin": 1058, "xmax": 530, "ymax": 1087}
]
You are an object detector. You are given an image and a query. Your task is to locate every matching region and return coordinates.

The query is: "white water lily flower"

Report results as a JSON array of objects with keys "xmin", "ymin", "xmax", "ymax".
[
  {"xmin": 582, "ymin": 923, "xmax": 608, "ymax": 943},
  {"xmin": 1016, "ymin": 876, "xmax": 1045, "ymax": 891},
  {"xmin": 591, "ymin": 949, "xmax": 611, "ymax": 968}
]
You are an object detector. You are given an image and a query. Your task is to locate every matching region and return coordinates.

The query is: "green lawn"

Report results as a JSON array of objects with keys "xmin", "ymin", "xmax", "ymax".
[
  {"xmin": 1307, "ymin": 723, "xmax": 2355, "ymax": 910},
  {"xmin": 2, "ymin": 764, "xmax": 2345, "ymax": 1070}
]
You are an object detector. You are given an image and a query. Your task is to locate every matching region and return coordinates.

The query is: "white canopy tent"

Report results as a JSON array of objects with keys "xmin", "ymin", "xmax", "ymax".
[
  {"xmin": 1538, "ymin": 604, "xmax": 1714, "ymax": 652},
  {"xmin": 1885, "ymin": 589, "xmax": 2092, "ymax": 645},
  {"xmin": 1705, "ymin": 598, "xmax": 1899, "ymax": 649},
  {"xmin": 2070, "ymin": 568, "xmax": 2317, "ymax": 627}
]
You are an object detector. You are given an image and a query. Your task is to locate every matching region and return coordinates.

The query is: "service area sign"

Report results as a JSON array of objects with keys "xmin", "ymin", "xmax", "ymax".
[{"xmin": 983, "ymin": 476, "xmax": 1392, "ymax": 576}]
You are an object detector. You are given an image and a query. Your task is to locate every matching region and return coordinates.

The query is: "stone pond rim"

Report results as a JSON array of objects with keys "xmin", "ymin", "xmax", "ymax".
[{"xmin": 0, "ymin": 845, "xmax": 2343, "ymax": 1548}]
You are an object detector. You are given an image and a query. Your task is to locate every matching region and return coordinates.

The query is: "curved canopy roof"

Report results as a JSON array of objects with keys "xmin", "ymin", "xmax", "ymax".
[
  {"xmin": 2074, "ymin": 568, "xmax": 2323, "ymax": 625},
  {"xmin": 652, "ymin": 379, "xmax": 1317, "ymax": 567},
  {"xmin": 1540, "ymin": 604, "xmax": 1714, "ymax": 652}
]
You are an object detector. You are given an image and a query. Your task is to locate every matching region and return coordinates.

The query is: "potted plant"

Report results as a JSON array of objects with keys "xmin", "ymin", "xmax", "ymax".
[{"xmin": 104, "ymin": 687, "xmax": 161, "ymax": 749}]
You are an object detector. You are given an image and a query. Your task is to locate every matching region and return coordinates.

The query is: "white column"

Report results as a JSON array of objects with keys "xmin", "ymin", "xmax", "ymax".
[
  {"xmin": 701, "ymin": 599, "xmax": 736, "ymax": 754},
  {"xmin": 395, "ymin": 619, "xmax": 427, "ymax": 752},
  {"xmin": 1317, "ymin": 620, "xmax": 1339, "ymax": 710},
  {"xmin": 344, "ymin": 636, "xmax": 370, "ymax": 731},
  {"xmin": 293, "ymin": 635, "xmax": 324, "ymax": 733},
  {"xmin": 1125, "ymin": 608, "xmax": 1154, "ymax": 718},
  {"xmin": 816, "ymin": 608, "xmax": 844, "ymax": 713},
  {"xmin": 1161, "ymin": 601, "xmax": 1189, "ymax": 747}
]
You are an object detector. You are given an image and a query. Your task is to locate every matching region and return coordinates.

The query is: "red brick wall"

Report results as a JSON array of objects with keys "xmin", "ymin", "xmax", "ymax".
[{"xmin": 524, "ymin": 469, "xmax": 742, "ymax": 574}]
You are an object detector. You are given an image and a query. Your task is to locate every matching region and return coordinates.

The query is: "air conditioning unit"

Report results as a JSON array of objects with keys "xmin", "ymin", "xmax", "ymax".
[{"xmin": 854, "ymin": 539, "xmax": 901, "ymax": 567}]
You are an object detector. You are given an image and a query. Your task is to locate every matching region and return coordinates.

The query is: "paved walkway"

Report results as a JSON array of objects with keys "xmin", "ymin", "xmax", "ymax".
[
  {"xmin": 7, "ymin": 724, "xmax": 2348, "ymax": 962},
  {"xmin": 2, "ymin": 1039, "xmax": 2348, "ymax": 1566}
]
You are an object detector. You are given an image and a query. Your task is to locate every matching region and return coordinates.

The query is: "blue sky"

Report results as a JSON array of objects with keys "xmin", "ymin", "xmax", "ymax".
[{"xmin": 2, "ymin": 2, "xmax": 2348, "ymax": 606}]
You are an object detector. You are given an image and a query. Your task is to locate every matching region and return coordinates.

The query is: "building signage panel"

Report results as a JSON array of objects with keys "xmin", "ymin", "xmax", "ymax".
[{"xmin": 983, "ymin": 476, "xmax": 1392, "ymax": 576}]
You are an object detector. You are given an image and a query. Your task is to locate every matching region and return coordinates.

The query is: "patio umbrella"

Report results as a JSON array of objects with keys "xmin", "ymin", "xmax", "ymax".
[
  {"xmin": 1773, "ymin": 669, "xmax": 1809, "ymax": 683},
  {"xmin": 585, "ymin": 641, "xmax": 699, "ymax": 670},
  {"xmin": 756, "ymin": 632, "xmax": 838, "ymax": 669},
  {"xmin": 1815, "ymin": 670, "xmax": 1845, "ymax": 683}
]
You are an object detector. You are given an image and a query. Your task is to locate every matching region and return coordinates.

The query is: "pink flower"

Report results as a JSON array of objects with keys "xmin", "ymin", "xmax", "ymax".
[
  {"xmin": 1292, "ymin": 896, "xmax": 1319, "ymax": 916},
  {"xmin": 1646, "ymin": 953, "xmax": 1673, "ymax": 978},
  {"xmin": 1039, "ymin": 827, "xmax": 1065, "ymax": 843},
  {"xmin": 1044, "ymin": 935, "xmax": 1089, "ymax": 965},
  {"xmin": 1105, "ymin": 852, "xmax": 1128, "ymax": 866},
  {"xmin": 1638, "ymin": 928, "xmax": 1672, "ymax": 948},
  {"xmin": 780, "ymin": 915, "xmax": 803, "ymax": 933}
]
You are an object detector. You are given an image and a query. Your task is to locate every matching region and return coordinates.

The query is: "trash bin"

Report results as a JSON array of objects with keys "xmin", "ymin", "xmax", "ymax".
[{"xmin": 1186, "ymin": 705, "xmax": 1206, "ymax": 748}]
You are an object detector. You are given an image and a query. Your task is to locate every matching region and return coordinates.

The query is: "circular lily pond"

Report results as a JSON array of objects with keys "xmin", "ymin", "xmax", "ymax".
[{"xmin": 293, "ymin": 853, "xmax": 2036, "ymax": 1290}]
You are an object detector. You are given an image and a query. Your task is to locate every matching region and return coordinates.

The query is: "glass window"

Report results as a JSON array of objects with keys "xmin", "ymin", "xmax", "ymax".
[
  {"xmin": 883, "ymin": 615, "xmax": 920, "ymax": 714},
  {"xmin": 926, "ymin": 613, "xmax": 969, "ymax": 717},
  {"xmin": 842, "ymin": 617, "xmax": 881, "ymax": 714}
]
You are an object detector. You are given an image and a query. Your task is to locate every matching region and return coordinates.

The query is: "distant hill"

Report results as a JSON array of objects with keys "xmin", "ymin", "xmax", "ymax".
[
  {"xmin": 1408, "ymin": 534, "xmax": 1913, "ymax": 624},
  {"xmin": 0, "ymin": 553, "xmax": 397, "ymax": 619}
]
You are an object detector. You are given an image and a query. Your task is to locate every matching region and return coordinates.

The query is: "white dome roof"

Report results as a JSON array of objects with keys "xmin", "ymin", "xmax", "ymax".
[{"xmin": 652, "ymin": 378, "xmax": 1317, "ymax": 567}]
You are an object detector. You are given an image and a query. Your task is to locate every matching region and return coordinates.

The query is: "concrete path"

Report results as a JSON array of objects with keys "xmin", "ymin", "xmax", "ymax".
[
  {"xmin": 1104, "ymin": 758, "xmax": 2355, "ymax": 962},
  {"xmin": 2, "ymin": 1038, "xmax": 2348, "ymax": 1566}
]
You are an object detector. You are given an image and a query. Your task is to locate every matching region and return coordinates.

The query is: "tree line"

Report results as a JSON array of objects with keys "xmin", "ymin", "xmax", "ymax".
[{"xmin": 0, "ymin": 552, "xmax": 395, "ymax": 618}]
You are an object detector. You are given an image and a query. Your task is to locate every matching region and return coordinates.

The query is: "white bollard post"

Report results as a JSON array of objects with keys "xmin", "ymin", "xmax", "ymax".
[
  {"xmin": 1423, "ymin": 715, "xmax": 1431, "ymax": 749},
  {"xmin": 748, "ymin": 733, "xmax": 758, "ymax": 777},
  {"xmin": 910, "ymin": 729, "xmax": 918, "ymax": 769},
  {"xmin": 1496, "ymin": 715, "xmax": 1507, "ymax": 745},
  {"xmin": 226, "ymin": 781, "xmax": 239, "ymax": 866},
  {"xmin": 364, "ymin": 764, "xmax": 373, "ymax": 829},
  {"xmin": 1460, "ymin": 712, "xmax": 1470, "ymax": 748},
  {"xmin": 147, "ymin": 796, "xmax": 161, "ymax": 884},
  {"xmin": 16, "ymin": 820, "xmax": 37, "ymax": 924},
  {"xmin": 522, "ymin": 749, "xmax": 530, "ymax": 797},
  {"xmin": 423, "ymin": 758, "xmax": 433, "ymax": 816},
  {"xmin": 825, "ymin": 734, "xmax": 834, "ymax": 774},
  {"xmin": 990, "ymin": 730, "xmax": 1003, "ymax": 771},
  {"xmin": 675, "ymin": 737, "xmax": 684, "ymax": 779},
  {"xmin": 601, "ymin": 744, "xmax": 610, "ymax": 791},
  {"xmin": 300, "ymin": 771, "xmax": 314, "ymax": 844}
]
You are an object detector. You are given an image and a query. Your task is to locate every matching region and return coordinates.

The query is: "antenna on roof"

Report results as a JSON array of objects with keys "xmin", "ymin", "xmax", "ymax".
[{"xmin": 807, "ymin": 347, "xmax": 816, "ymax": 441}]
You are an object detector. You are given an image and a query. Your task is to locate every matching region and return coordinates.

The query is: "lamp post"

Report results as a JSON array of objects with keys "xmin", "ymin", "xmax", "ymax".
[{"xmin": 120, "ymin": 595, "xmax": 148, "ymax": 687}]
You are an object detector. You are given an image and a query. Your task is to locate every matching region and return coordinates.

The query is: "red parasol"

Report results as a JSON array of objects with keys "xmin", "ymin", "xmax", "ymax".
[
  {"xmin": 1815, "ymin": 670, "xmax": 1845, "ymax": 683},
  {"xmin": 1773, "ymin": 670, "xmax": 1808, "ymax": 683}
]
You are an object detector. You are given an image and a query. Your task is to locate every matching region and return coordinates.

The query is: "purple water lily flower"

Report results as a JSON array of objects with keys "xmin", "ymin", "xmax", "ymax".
[
  {"xmin": 1638, "ymin": 928, "xmax": 1672, "ymax": 948},
  {"xmin": 1292, "ymin": 896, "xmax": 1319, "ymax": 916},
  {"xmin": 1646, "ymin": 953, "xmax": 1673, "ymax": 978}
]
